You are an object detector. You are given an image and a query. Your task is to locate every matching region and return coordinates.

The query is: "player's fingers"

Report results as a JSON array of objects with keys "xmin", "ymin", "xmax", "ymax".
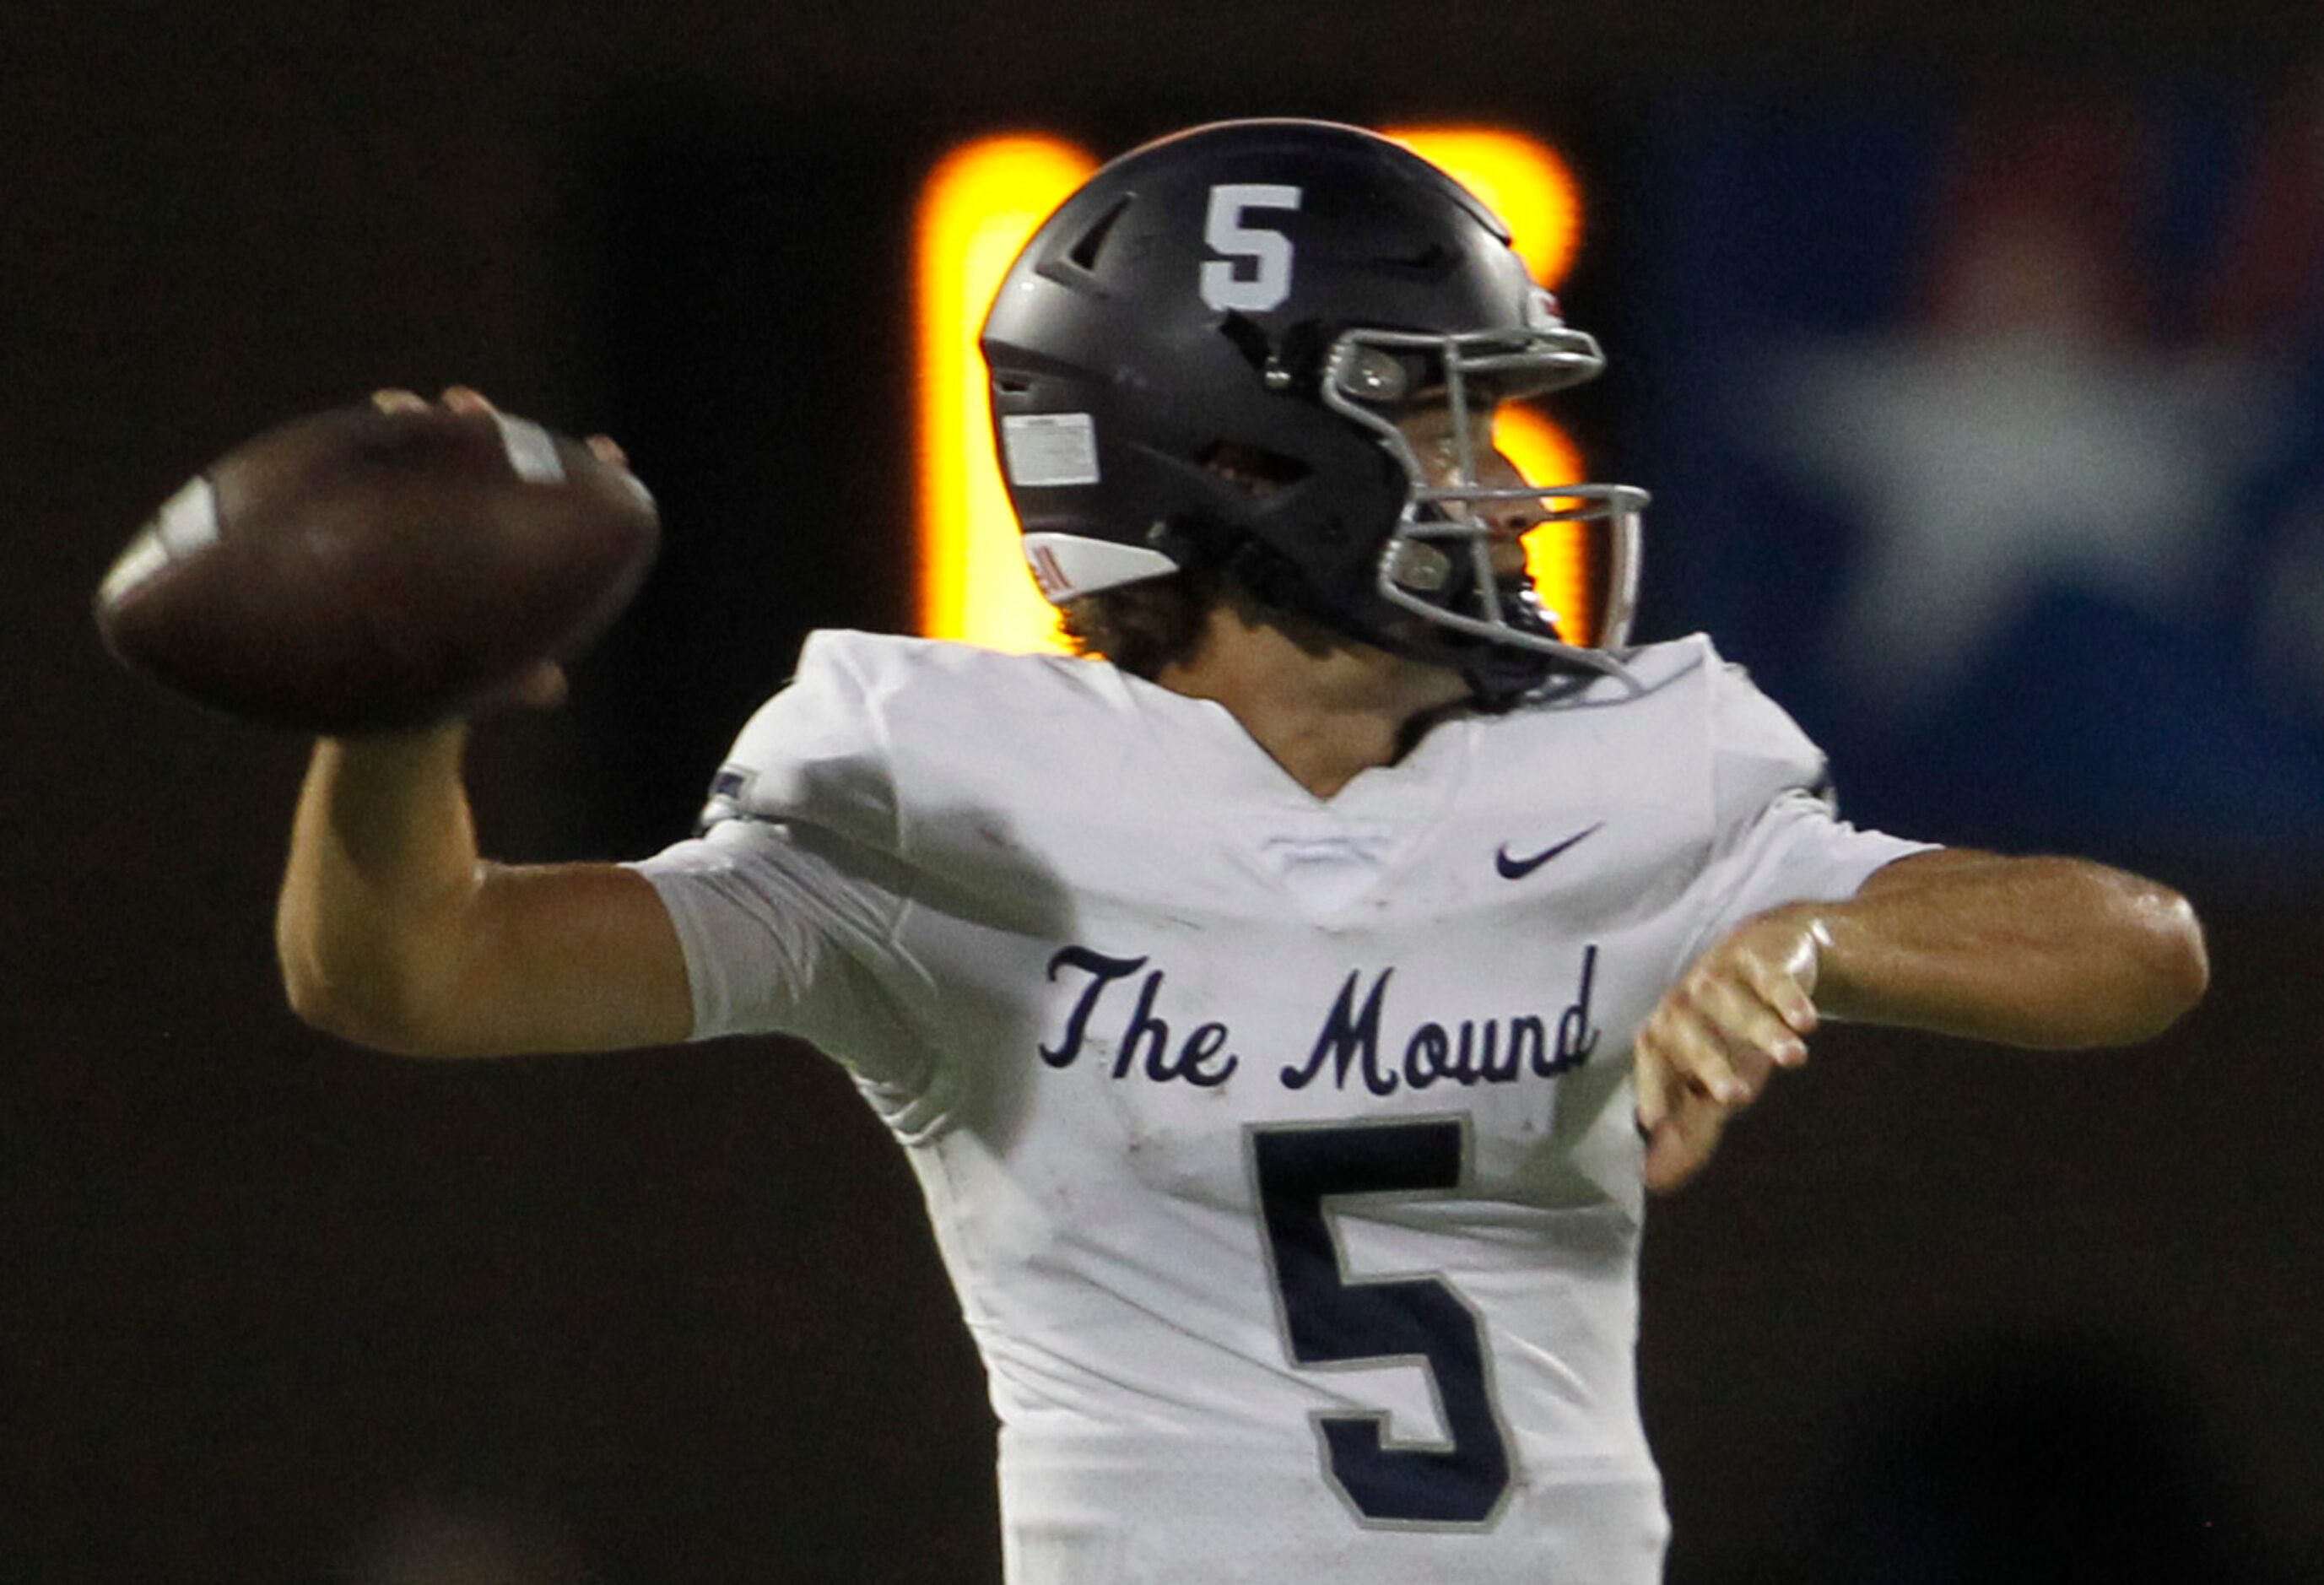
[
  {"xmin": 586, "ymin": 434, "xmax": 630, "ymax": 469},
  {"xmin": 371, "ymin": 388, "xmax": 428, "ymax": 414},
  {"xmin": 465, "ymin": 660, "xmax": 569, "ymax": 718},
  {"xmin": 507, "ymin": 660, "xmax": 568, "ymax": 711},
  {"xmin": 440, "ymin": 386, "xmax": 498, "ymax": 415},
  {"xmin": 1642, "ymin": 1128, "xmax": 1689, "ymax": 1193},
  {"xmin": 1644, "ymin": 1091, "xmax": 1730, "ymax": 1193},
  {"xmin": 1644, "ymin": 990, "xmax": 1755, "ymax": 1106},
  {"xmin": 1634, "ymin": 1031, "xmax": 1673, "ymax": 1133},
  {"xmin": 1693, "ymin": 972, "xmax": 1809, "ymax": 1076}
]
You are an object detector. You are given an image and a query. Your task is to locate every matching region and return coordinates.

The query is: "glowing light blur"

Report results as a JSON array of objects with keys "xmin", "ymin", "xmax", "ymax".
[
  {"xmin": 1392, "ymin": 127, "xmax": 1582, "ymax": 289},
  {"xmin": 914, "ymin": 137, "xmax": 1095, "ymax": 646},
  {"xmin": 1492, "ymin": 406, "xmax": 1595, "ymax": 644},
  {"xmin": 1397, "ymin": 127, "xmax": 1594, "ymax": 641}
]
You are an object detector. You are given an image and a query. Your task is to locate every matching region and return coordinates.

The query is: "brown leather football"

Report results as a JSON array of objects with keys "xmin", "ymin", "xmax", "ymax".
[{"xmin": 95, "ymin": 403, "xmax": 659, "ymax": 733}]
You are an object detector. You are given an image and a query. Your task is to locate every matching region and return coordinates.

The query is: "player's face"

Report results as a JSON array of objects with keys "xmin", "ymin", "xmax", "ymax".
[{"xmin": 1393, "ymin": 401, "xmax": 1544, "ymax": 577}]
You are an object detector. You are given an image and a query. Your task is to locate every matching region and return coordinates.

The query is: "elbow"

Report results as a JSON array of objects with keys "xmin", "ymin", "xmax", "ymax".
[
  {"xmin": 2111, "ymin": 882, "xmax": 2209, "ymax": 1042},
  {"xmin": 280, "ymin": 964, "xmax": 376, "ymax": 1051},
  {"xmin": 281, "ymin": 960, "xmax": 429, "ymax": 1056},
  {"xmin": 277, "ymin": 937, "xmax": 475, "ymax": 1059},
  {"xmin": 2147, "ymin": 886, "xmax": 2210, "ymax": 1024}
]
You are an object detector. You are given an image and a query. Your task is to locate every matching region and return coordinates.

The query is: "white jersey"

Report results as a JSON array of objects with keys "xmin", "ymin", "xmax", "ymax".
[{"xmin": 631, "ymin": 630, "xmax": 1931, "ymax": 1584}]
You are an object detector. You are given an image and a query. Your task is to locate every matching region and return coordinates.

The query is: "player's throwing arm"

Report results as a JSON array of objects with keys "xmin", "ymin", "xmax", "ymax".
[{"xmin": 94, "ymin": 385, "xmax": 696, "ymax": 1058}]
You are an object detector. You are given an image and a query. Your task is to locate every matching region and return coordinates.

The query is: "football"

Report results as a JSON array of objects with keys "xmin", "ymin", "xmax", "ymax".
[{"xmin": 94, "ymin": 402, "xmax": 660, "ymax": 733}]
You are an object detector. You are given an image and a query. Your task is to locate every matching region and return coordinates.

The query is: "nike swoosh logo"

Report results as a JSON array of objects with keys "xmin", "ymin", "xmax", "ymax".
[{"xmin": 1494, "ymin": 822, "xmax": 1604, "ymax": 879}]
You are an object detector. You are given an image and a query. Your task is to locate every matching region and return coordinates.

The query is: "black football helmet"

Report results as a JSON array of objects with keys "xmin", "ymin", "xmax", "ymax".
[{"xmin": 979, "ymin": 117, "xmax": 1646, "ymax": 702}]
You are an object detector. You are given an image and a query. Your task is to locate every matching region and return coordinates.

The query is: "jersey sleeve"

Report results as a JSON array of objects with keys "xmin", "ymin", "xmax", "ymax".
[
  {"xmin": 1669, "ymin": 652, "xmax": 1938, "ymax": 970},
  {"xmin": 624, "ymin": 632, "xmax": 932, "ymax": 1088}
]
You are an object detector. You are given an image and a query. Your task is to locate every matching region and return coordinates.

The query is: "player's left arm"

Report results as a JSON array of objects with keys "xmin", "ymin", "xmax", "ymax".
[{"xmin": 1635, "ymin": 847, "xmax": 2208, "ymax": 1192}]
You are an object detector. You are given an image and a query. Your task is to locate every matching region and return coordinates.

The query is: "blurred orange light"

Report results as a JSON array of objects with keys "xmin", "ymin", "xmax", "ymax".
[
  {"xmin": 915, "ymin": 135, "xmax": 1097, "ymax": 648},
  {"xmin": 1389, "ymin": 127, "xmax": 1583, "ymax": 289},
  {"xmin": 1394, "ymin": 127, "xmax": 1595, "ymax": 641},
  {"xmin": 915, "ymin": 126, "xmax": 1597, "ymax": 653},
  {"xmin": 1492, "ymin": 407, "xmax": 1597, "ymax": 645}
]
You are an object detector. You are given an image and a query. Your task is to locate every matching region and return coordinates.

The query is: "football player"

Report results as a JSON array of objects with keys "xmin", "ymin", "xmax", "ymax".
[{"xmin": 277, "ymin": 120, "xmax": 2208, "ymax": 1582}]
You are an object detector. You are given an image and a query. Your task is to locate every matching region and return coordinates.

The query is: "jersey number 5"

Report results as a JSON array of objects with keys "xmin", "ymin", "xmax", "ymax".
[
  {"xmin": 1250, "ymin": 1119, "xmax": 1513, "ymax": 1527},
  {"xmin": 1199, "ymin": 183, "xmax": 1302, "ymax": 312}
]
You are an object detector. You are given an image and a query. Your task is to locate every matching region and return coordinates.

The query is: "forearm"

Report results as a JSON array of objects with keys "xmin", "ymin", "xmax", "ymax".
[
  {"xmin": 276, "ymin": 727, "xmax": 486, "ymax": 1048},
  {"xmin": 1798, "ymin": 848, "xmax": 2208, "ymax": 1047}
]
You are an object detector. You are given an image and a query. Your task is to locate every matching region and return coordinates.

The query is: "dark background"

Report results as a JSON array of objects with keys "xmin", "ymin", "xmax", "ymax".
[{"xmin": 8, "ymin": 4, "xmax": 2320, "ymax": 1581}]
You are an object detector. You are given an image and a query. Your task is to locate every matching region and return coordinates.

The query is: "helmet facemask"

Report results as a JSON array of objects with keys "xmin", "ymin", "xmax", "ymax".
[{"xmin": 1316, "ymin": 292, "xmax": 1646, "ymax": 701}]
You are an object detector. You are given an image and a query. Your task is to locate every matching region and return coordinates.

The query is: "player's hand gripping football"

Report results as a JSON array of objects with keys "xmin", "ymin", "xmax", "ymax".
[
  {"xmin": 368, "ymin": 386, "xmax": 632, "ymax": 716},
  {"xmin": 95, "ymin": 381, "xmax": 656, "ymax": 735},
  {"xmin": 1634, "ymin": 908, "xmax": 1828, "ymax": 1193}
]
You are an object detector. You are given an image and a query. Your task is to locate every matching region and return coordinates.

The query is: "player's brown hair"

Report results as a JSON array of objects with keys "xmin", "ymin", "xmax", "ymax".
[
  {"xmin": 1059, "ymin": 444, "xmax": 1338, "ymax": 679},
  {"xmin": 1057, "ymin": 575, "xmax": 1215, "ymax": 680},
  {"xmin": 1060, "ymin": 565, "xmax": 1342, "ymax": 680}
]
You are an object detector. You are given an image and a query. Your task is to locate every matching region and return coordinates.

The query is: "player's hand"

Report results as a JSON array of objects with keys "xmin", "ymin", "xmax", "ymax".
[
  {"xmin": 371, "ymin": 385, "xmax": 632, "ymax": 468},
  {"xmin": 366, "ymin": 386, "xmax": 636, "ymax": 717},
  {"xmin": 1635, "ymin": 907, "xmax": 1827, "ymax": 1193}
]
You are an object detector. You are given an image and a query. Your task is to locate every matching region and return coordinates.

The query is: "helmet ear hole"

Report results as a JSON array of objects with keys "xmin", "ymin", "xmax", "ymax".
[{"xmin": 1199, "ymin": 442, "xmax": 1311, "ymax": 497}]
